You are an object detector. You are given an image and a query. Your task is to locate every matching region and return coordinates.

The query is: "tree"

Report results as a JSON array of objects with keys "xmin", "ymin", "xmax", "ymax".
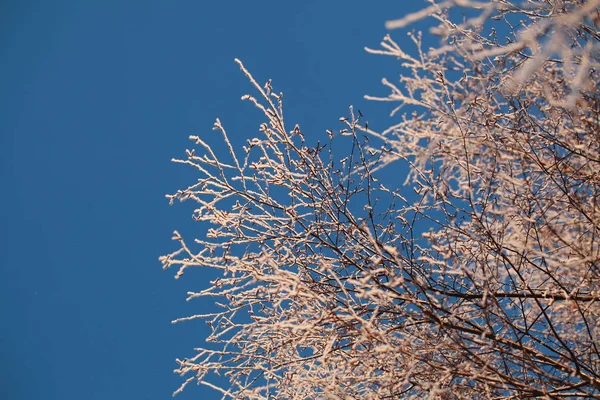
[{"xmin": 161, "ymin": 1, "xmax": 600, "ymax": 398}]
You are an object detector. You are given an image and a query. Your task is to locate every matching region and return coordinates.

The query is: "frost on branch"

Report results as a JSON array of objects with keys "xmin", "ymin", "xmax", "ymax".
[
  {"xmin": 363, "ymin": 0, "xmax": 600, "ymax": 397},
  {"xmin": 162, "ymin": 1, "xmax": 600, "ymax": 398},
  {"xmin": 161, "ymin": 60, "xmax": 424, "ymax": 398}
]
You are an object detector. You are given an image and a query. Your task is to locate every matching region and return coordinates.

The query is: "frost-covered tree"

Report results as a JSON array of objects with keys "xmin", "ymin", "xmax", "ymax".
[{"xmin": 161, "ymin": 1, "xmax": 600, "ymax": 398}]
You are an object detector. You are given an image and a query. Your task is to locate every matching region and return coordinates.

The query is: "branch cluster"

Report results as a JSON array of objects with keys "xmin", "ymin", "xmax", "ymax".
[{"xmin": 162, "ymin": 1, "xmax": 600, "ymax": 398}]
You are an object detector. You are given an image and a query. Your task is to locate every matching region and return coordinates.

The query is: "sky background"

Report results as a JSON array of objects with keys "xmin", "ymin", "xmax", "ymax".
[{"xmin": 1, "ymin": 1, "xmax": 427, "ymax": 399}]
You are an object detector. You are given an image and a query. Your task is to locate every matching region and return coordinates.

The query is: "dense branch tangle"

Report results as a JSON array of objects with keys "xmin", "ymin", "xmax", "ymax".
[{"xmin": 162, "ymin": 1, "xmax": 600, "ymax": 398}]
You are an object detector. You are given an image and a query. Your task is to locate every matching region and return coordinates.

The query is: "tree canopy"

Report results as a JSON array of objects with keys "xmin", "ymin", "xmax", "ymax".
[{"xmin": 162, "ymin": 1, "xmax": 600, "ymax": 398}]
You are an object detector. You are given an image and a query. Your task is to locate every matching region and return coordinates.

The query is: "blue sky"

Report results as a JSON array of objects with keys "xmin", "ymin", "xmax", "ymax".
[{"xmin": 1, "ymin": 1, "xmax": 425, "ymax": 398}]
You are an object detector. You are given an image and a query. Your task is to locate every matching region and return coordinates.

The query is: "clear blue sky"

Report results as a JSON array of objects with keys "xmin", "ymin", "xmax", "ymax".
[{"xmin": 1, "ymin": 1, "xmax": 424, "ymax": 398}]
